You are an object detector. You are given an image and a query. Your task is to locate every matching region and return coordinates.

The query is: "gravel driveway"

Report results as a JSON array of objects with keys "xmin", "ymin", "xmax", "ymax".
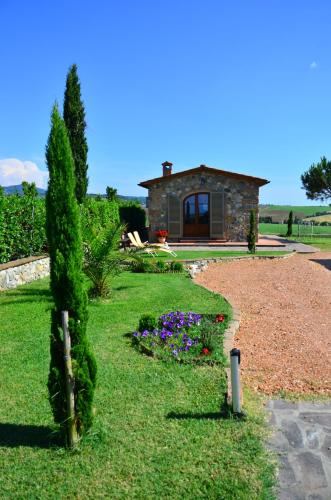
[{"xmin": 195, "ymin": 253, "xmax": 331, "ymax": 396}]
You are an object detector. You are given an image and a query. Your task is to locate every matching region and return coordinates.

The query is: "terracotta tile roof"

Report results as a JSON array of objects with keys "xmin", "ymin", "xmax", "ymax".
[{"xmin": 138, "ymin": 165, "xmax": 270, "ymax": 188}]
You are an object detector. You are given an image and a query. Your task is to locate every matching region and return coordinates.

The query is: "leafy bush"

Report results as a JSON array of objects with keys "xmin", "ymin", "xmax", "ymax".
[
  {"xmin": 82, "ymin": 219, "xmax": 126, "ymax": 298},
  {"xmin": 130, "ymin": 258, "xmax": 184, "ymax": 274},
  {"xmin": 155, "ymin": 260, "xmax": 167, "ymax": 272},
  {"xmin": 138, "ymin": 314, "xmax": 157, "ymax": 332},
  {"xmin": 169, "ymin": 260, "xmax": 184, "ymax": 272},
  {"xmin": 130, "ymin": 259, "xmax": 155, "ymax": 273}
]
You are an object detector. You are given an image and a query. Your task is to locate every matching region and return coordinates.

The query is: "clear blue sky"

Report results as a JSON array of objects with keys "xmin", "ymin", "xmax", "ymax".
[{"xmin": 1, "ymin": 0, "xmax": 331, "ymax": 204}]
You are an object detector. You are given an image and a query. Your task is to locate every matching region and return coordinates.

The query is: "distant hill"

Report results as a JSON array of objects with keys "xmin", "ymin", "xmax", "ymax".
[
  {"xmin": 3, "ymin": 184, "xmax": 47, "ymax": 196},
  {"xmin": 3, "ymin": 185, "xmax": 146, "ymax": 205}
]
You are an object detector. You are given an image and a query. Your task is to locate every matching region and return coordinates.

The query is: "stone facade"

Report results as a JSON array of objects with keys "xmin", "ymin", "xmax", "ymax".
[
  {"xmin": 144, "ymin": 168, "xmax": 263, "ymax": 242},
  {"xmin": 0, "ymin": 256, "xmax": 50, "ymax": 291}
]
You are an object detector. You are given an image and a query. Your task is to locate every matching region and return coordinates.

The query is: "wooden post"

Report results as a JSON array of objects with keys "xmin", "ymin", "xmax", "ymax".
[{"xmin": 61, "ymin": 310, "xmax": 78, "ymax": 447}]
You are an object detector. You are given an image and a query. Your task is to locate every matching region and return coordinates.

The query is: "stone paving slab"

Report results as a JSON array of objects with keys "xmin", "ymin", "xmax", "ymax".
[{"xmin": 267, "ymin": 400, "xmax": 331, "ymax": 499}]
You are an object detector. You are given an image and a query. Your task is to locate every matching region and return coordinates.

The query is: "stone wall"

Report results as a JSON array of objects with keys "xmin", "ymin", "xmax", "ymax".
[
  {"xmin": 0, "ymin": 256, "xmax": 50, "ymax": 291},
  {"xmin": 147, "ymin": 171, "xmax": 259, "ymax": 242}
]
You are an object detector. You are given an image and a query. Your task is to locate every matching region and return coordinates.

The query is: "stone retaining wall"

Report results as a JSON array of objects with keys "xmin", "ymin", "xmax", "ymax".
[{"xmin": 0, "ymin": 256, "xmax": 50, "ymax": 291}]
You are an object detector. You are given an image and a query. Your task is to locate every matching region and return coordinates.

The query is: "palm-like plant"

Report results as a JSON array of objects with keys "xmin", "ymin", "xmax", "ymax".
[{"xmin": 82, "ymin": 221, "xmax": 126, "ymax": 297}]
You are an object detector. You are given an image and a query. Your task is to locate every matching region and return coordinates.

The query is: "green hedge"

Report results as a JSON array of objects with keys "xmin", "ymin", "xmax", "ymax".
[
  {"xmin": 119, "ymin": 201, "xmax": 146, "ymax": 237},
  {"xmin": 0, "ymin": 193, "xmax": 47, "ymax": 264},
  {"xmin": 81, "ymin": 197, "xmax": 119, "ymax": 230},
  {"xmin": 0, "ymin": 194, "xmax": 120, "ymax": 264}
]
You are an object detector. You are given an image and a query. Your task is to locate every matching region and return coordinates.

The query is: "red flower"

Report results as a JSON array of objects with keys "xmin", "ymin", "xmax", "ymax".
[
  {"xmin": 215, "ymin": 314, "xmax": 225, "ymax": 323},
  {"xmin": 155, "ymin": 230, "xmax": 168, "ymax": 238},
  {"xmin": 202, "ymin": 347, "xmax": 210, "ymax": 355}
]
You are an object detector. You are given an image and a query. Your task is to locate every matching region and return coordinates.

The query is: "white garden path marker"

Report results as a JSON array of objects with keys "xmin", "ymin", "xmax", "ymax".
[{"xmin": 230, "ymin": 348, "xmax": 241, "ymax": 414}]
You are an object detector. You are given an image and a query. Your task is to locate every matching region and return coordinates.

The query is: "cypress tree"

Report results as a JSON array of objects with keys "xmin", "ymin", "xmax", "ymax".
[
  {"xmin": 286, "ymin": 210, "xmax": 293, "ymax": 237},
  {"xmin": 46, "ymin": 104, "xmax": 97, "ymax": 442},
  {"xmin": 63, "ymin": 64, "xmax": 88, "ymax": 203},
  {"xmin": 247, "ymin": 209, "xmax": 256, "ymax": 253}
]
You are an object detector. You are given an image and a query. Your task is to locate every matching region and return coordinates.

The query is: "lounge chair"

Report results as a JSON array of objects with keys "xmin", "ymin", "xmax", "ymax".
[
  {"xmin": 134, "ymin": 231, "xmax": 177, "ymax": 257},
  {"xmin": 127, "ymin": 232, "xmax": 157, "ymax": 256}
]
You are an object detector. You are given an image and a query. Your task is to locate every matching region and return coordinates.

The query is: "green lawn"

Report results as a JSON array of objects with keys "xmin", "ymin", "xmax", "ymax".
[
  {"xmin": 145, "ymin": 250, "xmax": 291, "ymax": 260},
  {"xmin": 0, "ymin": 274, "xmax": 275, "ymax": 499},
  {"xmin": 259, "ymin": 223, "xmax": 331, "ymax": 235}
]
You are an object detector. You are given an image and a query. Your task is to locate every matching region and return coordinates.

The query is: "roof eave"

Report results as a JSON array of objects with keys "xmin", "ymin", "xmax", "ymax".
[{"xmin": 139, "ymin": 166, "xmax": 270, "ymax": 188}]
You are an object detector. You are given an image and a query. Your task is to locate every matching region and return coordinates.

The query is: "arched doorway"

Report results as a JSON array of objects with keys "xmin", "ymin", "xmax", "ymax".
[{"xmin": 183, "ymin": 193, "xmax": 210, "ymax": 237}]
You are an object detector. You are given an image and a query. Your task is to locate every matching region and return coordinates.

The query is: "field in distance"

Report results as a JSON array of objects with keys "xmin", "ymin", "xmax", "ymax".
[
  {"xmin": 260, "ymin": 204, "xmax": 331, "ymax": 223},
  {"xmin": 259, "ymin": 222, "xmax": 331, "ymax": 235}
]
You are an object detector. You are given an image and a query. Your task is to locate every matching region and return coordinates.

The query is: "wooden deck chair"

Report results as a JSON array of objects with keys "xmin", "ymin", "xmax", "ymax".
[
  {"xmin": 134, "ymin": 231, "xmax": 177, "ymax": 258},
  {"xmin": 155, "ymin": 244, "xmax": 177, "ymax": 257},
  {"xmin": 128, "ymin": 232, "xmax": 157, "ymax": 256}
]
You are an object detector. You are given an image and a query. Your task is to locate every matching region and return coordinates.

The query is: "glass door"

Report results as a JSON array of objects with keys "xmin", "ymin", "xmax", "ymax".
[{"xmin": 183, "ymin": 193, "xmax": 210, "ymax": 237}]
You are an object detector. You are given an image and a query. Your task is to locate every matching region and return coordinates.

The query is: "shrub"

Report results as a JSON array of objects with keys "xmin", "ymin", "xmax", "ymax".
[
  {"xmin": 130, "ymin": 259, "xmax": 155, "ymax": 273},
  {"xmin": 82, "ymin": 221, "xmax": 126, "ymax": 297},
  {"xmin": 138, "ymin": 314, "xmax": 157, "ymax": 332},
  {"xmin": 155, "ymin": 260, "xmax": 167, "ymax": 272},
  {"xmin": 169, "ymin": 260, "xmax": 184, "ymax": 272}
]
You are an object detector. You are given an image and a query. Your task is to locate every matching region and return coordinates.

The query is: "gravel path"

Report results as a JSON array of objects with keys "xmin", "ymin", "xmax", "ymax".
[{"xmin": 195, "ymin": 253, "xmax": 331, "ymax": 396}]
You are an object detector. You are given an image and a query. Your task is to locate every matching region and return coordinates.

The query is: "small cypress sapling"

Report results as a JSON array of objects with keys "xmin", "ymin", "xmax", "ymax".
[
  {"xmin": 286, "ymin": 210, "xmax": 293, "ymax": 237},
  {"xmin": 247, "ymin": 209, "xmax": 256, "ymax": 253},
  {"xmin": 46, "ymin": 104, "xmax": 97, "ymax": 442}
]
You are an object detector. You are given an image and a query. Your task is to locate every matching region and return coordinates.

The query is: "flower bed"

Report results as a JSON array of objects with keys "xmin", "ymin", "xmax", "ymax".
[{"xmin": 133, "ymin": 311, "xmax": 228, "ymax": 365}]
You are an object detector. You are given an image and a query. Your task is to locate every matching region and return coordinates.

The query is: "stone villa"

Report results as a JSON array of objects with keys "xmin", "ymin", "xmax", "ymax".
[{"xmin": 139, "ymin": 162, "xmax": 269, "ymax": 242}]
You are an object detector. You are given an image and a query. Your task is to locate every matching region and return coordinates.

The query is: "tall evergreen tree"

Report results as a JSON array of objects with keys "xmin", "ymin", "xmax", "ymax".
[
  {"xmin": 286, "ymin": 210, "xmax": 293, "ymax": 237},
  {"xmin": 46, "ymin": 105, "xmax": 97, "ymax": 443},
  {"xmin": 63, "ymin": 64, "xmax": 88, "ymax": 203}
]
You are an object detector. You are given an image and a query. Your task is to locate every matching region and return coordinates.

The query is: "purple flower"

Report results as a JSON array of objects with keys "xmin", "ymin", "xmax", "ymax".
[
  {"xmin": 133, "ymin": 332, "xmax": 139, "ymax": 337},
  {"xmin": 172, "ymin": 349, "xmax": 178, "ymax": 356},
  {"xmin": 142, "ymin": 330, "xmax": 149, "ymax": 337}
]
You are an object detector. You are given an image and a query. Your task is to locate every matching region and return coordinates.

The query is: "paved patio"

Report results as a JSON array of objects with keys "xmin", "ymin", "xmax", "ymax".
[
  {"xmin": 170, "ymin": 235, "xmax": 319, "ymax": 253},
  {"xmin": 267, "ymin": 400, "xmax": 331, "ymax": 499}
]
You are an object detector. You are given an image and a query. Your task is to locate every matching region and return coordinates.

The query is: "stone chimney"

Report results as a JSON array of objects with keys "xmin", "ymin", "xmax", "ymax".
[{"xmin": 162, "ymin": 161, "xmax": 173, "ymax": 177}]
